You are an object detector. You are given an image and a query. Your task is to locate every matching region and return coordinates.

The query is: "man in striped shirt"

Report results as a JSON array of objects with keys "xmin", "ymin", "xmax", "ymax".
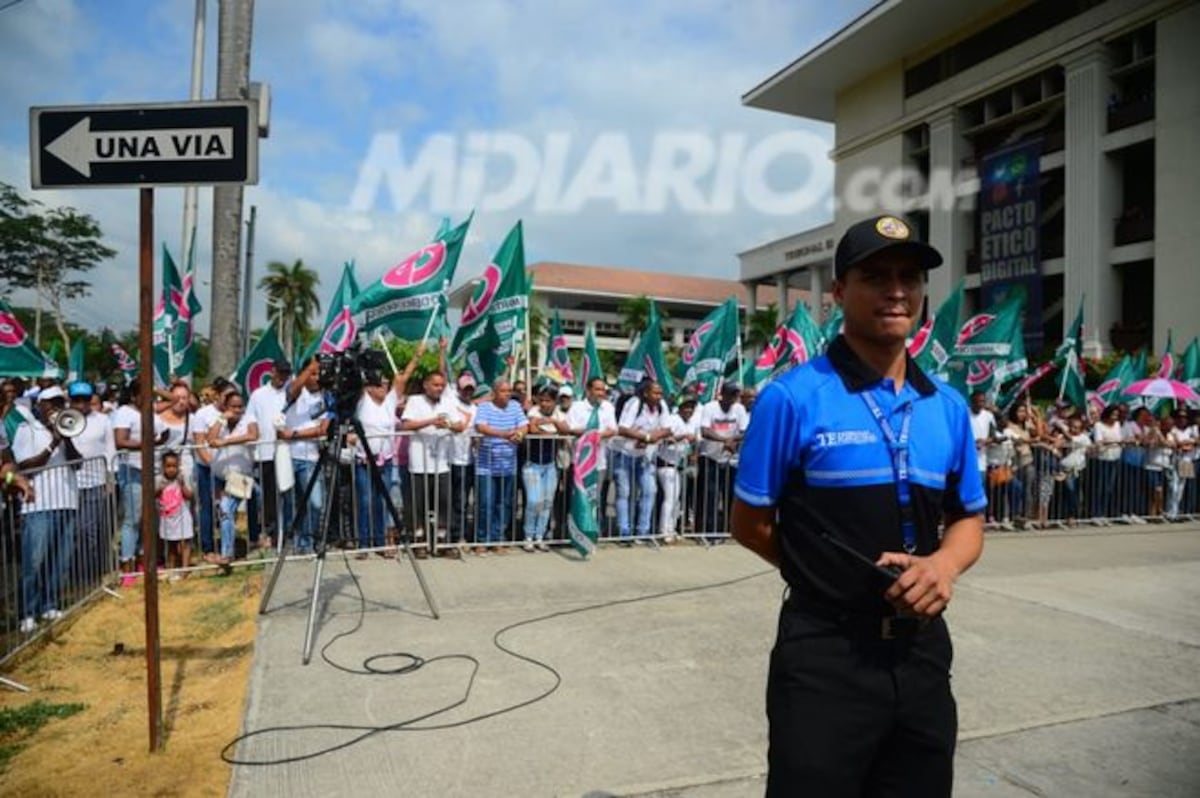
[{"xmin": 473, "ymin": 379, "xmax": 528, "ymax": 552}]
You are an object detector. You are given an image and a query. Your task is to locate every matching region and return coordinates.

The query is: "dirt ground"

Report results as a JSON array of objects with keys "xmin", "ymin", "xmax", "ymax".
[{"xmin": 0, "ymin": 569, "xmax": 261, "ymax": 797}]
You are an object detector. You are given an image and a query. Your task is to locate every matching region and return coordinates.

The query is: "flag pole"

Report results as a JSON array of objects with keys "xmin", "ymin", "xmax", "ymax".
[
  {"xmin": 523, "ymin": 305, "xmax": 532, "ymax": 389},
  {"xmin": 375, "ymin": 330, "xmax": 400, "ymax": 376}
]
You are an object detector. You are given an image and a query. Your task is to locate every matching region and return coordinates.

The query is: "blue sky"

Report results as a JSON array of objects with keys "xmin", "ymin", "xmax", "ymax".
[{"xmin": 0, "ymin": 0, "xmax": 874, "ymax": 335}]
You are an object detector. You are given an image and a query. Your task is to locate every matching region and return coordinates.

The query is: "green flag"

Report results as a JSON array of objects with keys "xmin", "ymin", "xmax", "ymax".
[
  {"xmin": 451, "ymin": 221, "xmax": 531, "ymax": 360},
  {"xmin": 1051, "ymin": 297, "xmax": 1085, "ymax": 410},
  {"xmin": 911, "ymin": 279, "xmax": 964, "ymax": 377},
  {"xmin": 153, "ymin": 245, "xmax": 199, "ymax": 384},
  {"xmin": 819, "ymin": 305, "xmax": 844, "ymax": 347},
  {"xmin": 575, "ymin": 323, "xmax": 604, "ymax": 392},
  {"xmin": 945, "ymin": 286, "xmax": 1028, "ymax": 399},
  {"xmin": 67, "ymin": 338, "xmax": 86, "ymax": 383},
  {"xmin": 749, "ymin": 301, "xmax": 824, "ymax": 387},
  {"xmin": 540, "ymin": 310, "xmax": 575, "ymax": 386},
  {"xmin": 0, "ymin": 297, "xmax": 62, "ymax": 379},
  {"xmin": 352, "ymin": 215, "xmax": 471, "ymax": 340},
  {"xmin": 617, "ymin": 300, "xmax": 676, "ymax": 396},
  {"xmin": 1090, "ymin": 354, "xmax": 1135, "ymax": 416},
  {"xmin": 1180, "ymin": 337, "xmax": 1200, "ymax": 395},
  {"xmin": 568, "ymin": 405, "xmax": 602, "ymax": 557},
  {"xmin": 679, "ymin": 297, "xmax": 739, "ymax": 402},
  {"xmin": 46, "ymin": 339, "xmax": 62, "ymax": 366},
  {"xmin": 461, "ymin": 315, "xmax": 506, "ymax": 393},
  {"xmin": 300, "ymin": 261, "xmax": 360, "ymax": 366},
  {"xmin": 232, "ymin": 320, "xmax": 286, "ymax": 398}
]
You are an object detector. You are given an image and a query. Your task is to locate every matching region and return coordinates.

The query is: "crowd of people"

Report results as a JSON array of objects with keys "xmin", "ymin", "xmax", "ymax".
[
  {"xmin": 0, "ymin": 345, "xmax": 761, "ymax": 636},
  {"xmin": 968, "ymin": 391, "xmax": 1199, "ymax": 528}
]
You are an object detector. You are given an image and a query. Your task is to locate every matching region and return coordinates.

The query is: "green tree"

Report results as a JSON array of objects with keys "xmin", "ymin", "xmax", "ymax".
[
  {"xmin": 258, "ymin": 259, "xmax": 321, "ymax": 361},
  {"xmin": 618, "ymin": 294, "xmax": 669, "ymax": 343},
  {"xmin": 0, "ymin": 182, "xmax": 115, "ymax": 354},
  {"xmin": 745, "ymin": 304, "xmax": 779, "ymax": 352}
]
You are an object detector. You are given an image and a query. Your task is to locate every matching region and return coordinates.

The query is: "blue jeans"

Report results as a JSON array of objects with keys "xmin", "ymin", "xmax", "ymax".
[
  {"xmin": 285, "ymin": 459, "xmax": 323, "ymax": 552},
  {"xmin": 216, "ymin": 484, "xmax": 240, "ymax": 559},
  {"xmin": 476, "ymin": 473, "xmax": 515, "ymax": 544},
  {"xmin": 612, "ymin": 452, "xmax": 657, "ymax": 538},
  {"xmin": 117, "ymin": 463, "xmax": 142, "ymax": 563},
  {"xmin": 21, "ymin": 509, "xmax": 76, "ymax": 619},
  {"xmin": 355, "ymin": 462, "xmax": 391, "ymax": 549},
  {"xmin": 195, "ymin": 462, "xmax": 214, "ymax": 554},
  {"xmin": 522, "ymin": 462, "xmax": 558, "ymax": 541}
]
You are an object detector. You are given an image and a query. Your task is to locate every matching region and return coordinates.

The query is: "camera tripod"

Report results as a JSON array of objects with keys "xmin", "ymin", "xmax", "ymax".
[{"xmin": 259, "ymin": 412, "xmax": 440, "ymax": 664}]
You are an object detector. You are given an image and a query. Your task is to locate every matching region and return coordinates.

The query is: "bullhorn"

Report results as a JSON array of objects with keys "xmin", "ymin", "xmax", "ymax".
[{"xmin": 53, "ymin": 409, "xmax": 87, "ymax": 438}]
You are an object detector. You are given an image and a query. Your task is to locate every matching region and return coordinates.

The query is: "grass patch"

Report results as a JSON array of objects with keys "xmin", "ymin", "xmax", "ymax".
[
  {"xmin": 0, "ymin": 701, "xmax": 86, "ymax": 772},
  {"xmin": 189, "ymin": 596, "xmax": 245, "ymax": 638}
]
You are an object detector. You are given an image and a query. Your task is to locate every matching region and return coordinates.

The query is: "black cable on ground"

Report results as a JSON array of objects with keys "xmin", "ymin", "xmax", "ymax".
[{"xmin": 220, "ymin": 552, "xmax": 773, "ymax": 767}]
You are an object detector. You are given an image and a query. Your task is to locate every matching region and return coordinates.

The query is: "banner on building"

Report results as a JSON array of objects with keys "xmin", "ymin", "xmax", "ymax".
[{"xmin": 979, "ymin": 139, "xmax": 1042, "ymax": 350}]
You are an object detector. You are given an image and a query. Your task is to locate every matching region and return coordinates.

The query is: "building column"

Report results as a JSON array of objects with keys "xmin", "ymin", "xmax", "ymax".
[
  {"xmin": 1063, "ymin": 43, "xmax": 1119, "ymax": 358},
  {"xmin": 1154, "ymin": 4, "xmax": 1200, "ymax": 351},
  {"xmin": 775, "ymin": 273, "xmax": 790, "ymax": 317},
  {"xmin": 808, "ymin": 266, "xmax": 825, "ymax": 324},
  {"xmin": 926, "ymin": 108, "xmax": 969, "ymax": 312},
  {"xmin": 743, "ymin": 281, "xmax": 758, "ymax": 316}
]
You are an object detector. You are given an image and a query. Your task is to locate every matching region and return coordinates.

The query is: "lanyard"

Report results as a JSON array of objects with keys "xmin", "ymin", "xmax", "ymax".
[{"xmin": 860, "ymin": 391, "xmax": 917, "ymax": 554}]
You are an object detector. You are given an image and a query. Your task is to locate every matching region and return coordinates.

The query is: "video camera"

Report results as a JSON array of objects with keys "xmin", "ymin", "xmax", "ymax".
[{"xmin": 315, "ymin": 339, "xmax": 388, "ymax": 418}]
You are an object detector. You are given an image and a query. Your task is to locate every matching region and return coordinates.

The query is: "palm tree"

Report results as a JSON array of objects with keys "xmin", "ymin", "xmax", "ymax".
[
  {"xmin": 258, "ymin": 259, "xmax": 321, "ymax": 360},
  {"xmin": 746, "ymin": 304, "xmax": 780, "ymax": 353},
  {"xmin": 618, "ymin": 294, "xmax": 669, "ymax": 343}
]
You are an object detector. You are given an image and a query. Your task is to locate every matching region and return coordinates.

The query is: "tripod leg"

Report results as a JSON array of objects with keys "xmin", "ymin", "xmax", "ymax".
[
  {"xmin": 353, "ymin": 419, "xmax": 440, "ymax": 620},
  {"xmin": 301, "ymin": 554, "xmax": 327, "ymax": 665},
  {"xmin": 260, "ymin": 424, "xmax": 340, "ymax": 615}
]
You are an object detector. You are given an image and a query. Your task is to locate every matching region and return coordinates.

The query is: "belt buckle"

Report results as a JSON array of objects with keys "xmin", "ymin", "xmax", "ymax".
[{"xmin": 881, "ymin": 617, "xmax": 897, "ymax": 640}]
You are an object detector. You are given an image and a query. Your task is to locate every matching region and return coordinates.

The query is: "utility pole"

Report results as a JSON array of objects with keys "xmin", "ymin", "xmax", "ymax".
[
  {"xmin": 241, "ymin": 205, "xmax": 256, "ymax": 360},
  {"xmin": 181, "ymin": 0, "xmax": 206, "ymax": 266},
  {"xmin": 208, "ymin": 0, "xmax": 254, "ymax": 379}
]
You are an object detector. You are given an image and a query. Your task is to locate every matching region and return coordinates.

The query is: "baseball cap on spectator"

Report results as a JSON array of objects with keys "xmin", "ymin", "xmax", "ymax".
[
  {"xmin": 720, "ymin": 382, "xmax": 741, "ymax": 397},
  {"xmin": 457, "ymin": 372, "xmax": 476, "ymax": 389},
  {"xmin": 272, "ymin": 357, "xmax": 293, "ymax": 374},
  {"xmin": 37, "ymin": 386, "xmax": 66, "ymax": 402},
  {"xmin": 834, "ymin": 215, "xmax": 943, "ymax": 279},
  {"xmin": 557, "ymin": 385, "xmax": 574, "ymax": 398},
  {"xmin": 68, "ymin": 381, "xmax": 94, "ymax": 399}
]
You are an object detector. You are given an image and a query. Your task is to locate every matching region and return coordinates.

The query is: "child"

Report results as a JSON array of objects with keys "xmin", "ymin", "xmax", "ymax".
[{"xmin": 156, "ymin": 450, "xmax": 194, "ymax": 576}]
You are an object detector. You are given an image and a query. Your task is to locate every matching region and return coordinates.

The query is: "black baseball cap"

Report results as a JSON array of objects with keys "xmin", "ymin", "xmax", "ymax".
[
  {"xmin": 834, "ymin": 215, "xmax": 943, "ymax": 280},
  {"xmin": 272, "ymin": 357, "xmax": 293, "ymax": 373}
]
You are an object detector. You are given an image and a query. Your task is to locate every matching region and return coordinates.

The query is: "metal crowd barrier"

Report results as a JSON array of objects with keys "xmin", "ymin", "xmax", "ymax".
[
  {"xmin": 1, "ymin": 456, "xmax": 118, "ymax": 666},
  {"xmin": 982, "ymin": 442, "xmax": 1197, "ymax": 530}
]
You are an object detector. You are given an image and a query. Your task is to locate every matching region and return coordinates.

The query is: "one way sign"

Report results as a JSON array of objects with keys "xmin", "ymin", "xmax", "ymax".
[{"xmin": 30, "ymin": 100, "xmax": 258, "ymax": 188}]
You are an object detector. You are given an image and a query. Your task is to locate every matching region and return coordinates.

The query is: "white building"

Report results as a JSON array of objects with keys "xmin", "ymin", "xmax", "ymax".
[{"xmin": 741, "ymin": 0, "xmax": 1199, "ymax": 356}]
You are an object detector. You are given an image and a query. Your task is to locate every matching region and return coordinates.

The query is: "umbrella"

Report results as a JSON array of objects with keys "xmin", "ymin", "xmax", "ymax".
[{"xmin": 1123, "ymin": 378, "xmax": 1200, "ymax": 403}]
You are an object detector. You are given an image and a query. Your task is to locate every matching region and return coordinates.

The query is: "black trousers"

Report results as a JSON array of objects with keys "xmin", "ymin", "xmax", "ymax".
[{"xmin": 766, "ymin": 603, "xmax": 957, "ymax": 798}]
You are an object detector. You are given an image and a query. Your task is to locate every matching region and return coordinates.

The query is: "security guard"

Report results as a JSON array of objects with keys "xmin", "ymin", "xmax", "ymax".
[{"xmin": 732, "ymin": 214, "xmax": 986, "ymax": 797}]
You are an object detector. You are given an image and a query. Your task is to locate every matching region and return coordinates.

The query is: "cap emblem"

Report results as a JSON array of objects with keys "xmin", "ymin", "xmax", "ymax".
[{"xmin": 875, "ymin": 216, "xmax": 910, "ymax": 240}]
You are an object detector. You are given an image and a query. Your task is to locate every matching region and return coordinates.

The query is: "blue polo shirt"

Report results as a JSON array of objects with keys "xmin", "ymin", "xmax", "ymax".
[{"xmin": 735, "ymin": 336, "xmax": 986, "ymax": 613}]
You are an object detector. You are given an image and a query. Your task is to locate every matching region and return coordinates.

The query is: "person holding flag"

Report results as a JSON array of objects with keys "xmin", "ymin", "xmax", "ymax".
[
  {"xmin": 731, "ymin": 214, "xmax": 985, "ymax": 796},
  {"xmin": 566, "ymin": 376, "xmax": 618, "ymax": 536}
]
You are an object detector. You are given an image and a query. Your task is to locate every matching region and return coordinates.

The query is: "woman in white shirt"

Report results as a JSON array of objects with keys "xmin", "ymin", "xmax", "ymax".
[
  {"xmin": 207, "ymin": 391, "xmax": 258, "ymax": 563},
  {"xmin": 1090, "ymin": 405, "xmax": 1123, "ymax": 523},
  {"xmin": 1167, "ymin": 410, "xmax": 1197, "ymax": 519}
]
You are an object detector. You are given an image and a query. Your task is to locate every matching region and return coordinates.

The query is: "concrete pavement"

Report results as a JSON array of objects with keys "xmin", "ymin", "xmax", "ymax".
[{"xmin": 229, "ymin": 525, "xmax": 1200, "ymax": 797}]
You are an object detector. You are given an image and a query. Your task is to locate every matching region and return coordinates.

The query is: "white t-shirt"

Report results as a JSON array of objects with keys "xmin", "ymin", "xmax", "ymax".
[
  {"xmin": 70, "ymin": 410, "xmax": 115, "ymax": 489},
  {"xmin": 614, "ymin": 396, "xmax": 669, "ymax": 459},
  {"xmin": 355, "ymin": 391, "xmax": 398, "ymax": 464},
  {"xmin": 209, "ymin": 415, "xmax": 256, "ymax": 480},
  {"xmin": 402, "ymin": 392, "xmax": 458, "ymax": 474},
  {"xmin": 1092, "ymin": 421, "xmax": 1123, "ymax": 462},
  {"xmin": 658, "ymin": 412, "xmax": 701, "ymax": 466},
  {"xmin": 1169, "ymin": 426, "xmax": 1196, "ymax": 462},
  {"xmin": 285, "ymin": 388, "xmax": 328, "ymax": 463},
  {"xmin": 699, "ymin": 400, "xmax": 748, "ymax": 464},
  {"xmin": 192, "ymin": 404, "xmax": 221, "ymax": 467},
  {"xmin": 448, "ymin": 396, "xmax": 476, "ymax": 467},
  {"xmin": 567, "ymin": 399, "xmax": 618, "ymax": 471},
  {"xmin": 12, "ymin": 419, "xmax": 78, "ymax": 513},
  {"xmin": 1061, "ymin": 432, "xmax": 1091, "ymax": 472},
  {"xmin": 247, "ymin": 382, "xmax": 289, "ymax": 462},
  {"xmin": 157, "ymin": 412, "xmax": 194, "ymax": 477},
  {"xmin": 969, "ymin": 409, "xmax": 997, "ymax": 472},
  {"xmin": 112, "ymin": 404, "xmax": 164, "ymax": 469}
]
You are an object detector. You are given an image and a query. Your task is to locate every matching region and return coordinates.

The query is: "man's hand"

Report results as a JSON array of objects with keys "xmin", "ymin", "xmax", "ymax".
[{"xmin": 877, "ymin": 550, "xmax": 960, "ymax": 618}]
